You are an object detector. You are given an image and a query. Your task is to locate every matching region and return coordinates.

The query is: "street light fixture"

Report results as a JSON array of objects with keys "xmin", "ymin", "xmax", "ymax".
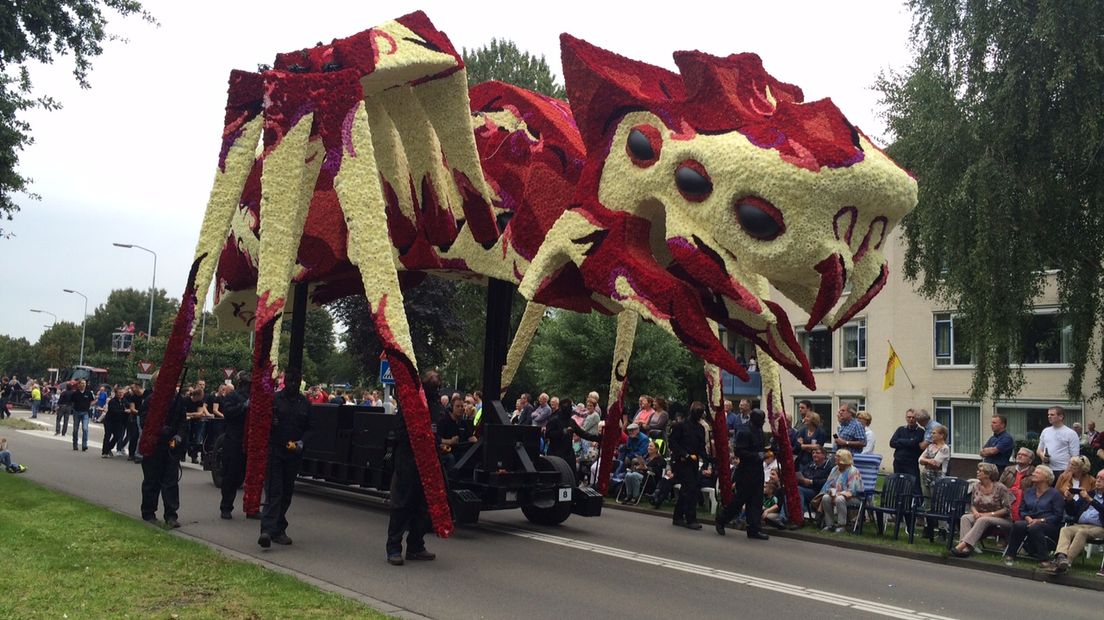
[
  {"xmin": 30, "ymin": 308, "xmax": 57, "ymax": 326},
  {"xmin": 63, "ymin": 289, "xmax": 88, "ymax": 366},
  {"xmin": 112, "ymin": 242, "xmax": 157, "ymax": 355}
]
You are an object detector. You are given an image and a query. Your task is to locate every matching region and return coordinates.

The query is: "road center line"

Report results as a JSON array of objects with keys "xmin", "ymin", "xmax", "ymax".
[{"xmin": 481, "ymin": 523, "xmax": 957, "ymax": 620}]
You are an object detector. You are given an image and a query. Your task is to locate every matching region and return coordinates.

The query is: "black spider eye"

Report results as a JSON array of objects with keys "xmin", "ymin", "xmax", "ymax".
[
  {"xmin": 626, "ymin": 125, "xmax": 661, "ymax": 168},
  {"xmin": 675, "ymin": 160, "xmax": 712, "ymax": 202},
  {"xmin": 735, "ymin": 197, "xmax": 785, "ymax": 240}
]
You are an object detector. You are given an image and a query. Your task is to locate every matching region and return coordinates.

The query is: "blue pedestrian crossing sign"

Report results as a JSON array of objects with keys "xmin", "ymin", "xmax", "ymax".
[{"xmin": 379, "ymin": 359, "xmax": 395, "ymax": 385}]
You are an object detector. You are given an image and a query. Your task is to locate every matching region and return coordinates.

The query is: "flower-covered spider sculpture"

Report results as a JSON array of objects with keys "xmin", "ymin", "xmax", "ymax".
[{"xmin": 142, "ymin": 11, "xmax": 916, "ymax": 537}]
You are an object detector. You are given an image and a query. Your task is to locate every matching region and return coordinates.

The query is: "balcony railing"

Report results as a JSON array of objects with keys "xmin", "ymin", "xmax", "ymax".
[{"xmin": 721, "ymin": 370, "xmax": 762, "ymax": 397}]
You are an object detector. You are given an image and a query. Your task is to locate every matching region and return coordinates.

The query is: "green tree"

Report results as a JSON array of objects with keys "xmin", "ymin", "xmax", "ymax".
[
  {"xmin": 877, "ymin": 0, "xmax": 1104, "ymax": 400},
  {"xmin": 0, "ymin": 334, "xmax": 39, "ymax": 377},
  {"xmin": 462, "ymin": 39, "xmax": 566, "ymax": 99},
  {"xmin": 1, "ymin": 1, "xmax": 155, "ymax": 234},
  {"xmin": 33, "ymin": 321, "xmax": 83, "ymax": 371},
  {"xmin": 529, "ymin": 310, "xmax": 702, "ymax": 404},
  {"xmin": 83, "ymin": 287, "xmax": 177, "ymax": 354}
]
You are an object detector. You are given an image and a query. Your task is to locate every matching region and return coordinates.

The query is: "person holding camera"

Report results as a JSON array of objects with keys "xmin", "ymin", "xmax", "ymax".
[{"xmin": 258, "ymin": 368, "xmax": 312, "ymax": 549}]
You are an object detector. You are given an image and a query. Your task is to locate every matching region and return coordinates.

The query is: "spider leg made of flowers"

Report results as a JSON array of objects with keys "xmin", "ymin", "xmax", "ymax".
[
  {"xmin": 704, "ymin": 322, "xmax": 734, "ymax": 508},
  {"xmin": 335, "ymin": 95, "xmax": 454, "ymax": 537},
  {"xmin": 595, "ymin": 310, "xmax": 637, "ymax": 495},
  {"xmin": 499, "ymin": 301, "xmax": 547, "ymax": 399},
  {"xmin": 140, "ymin": 73, "xmax": 263, "ymax": 456}
]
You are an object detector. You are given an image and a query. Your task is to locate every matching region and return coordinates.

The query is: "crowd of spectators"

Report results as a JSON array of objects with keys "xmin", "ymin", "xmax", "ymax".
[{"xmin": 4, "ymin": 368, "xmax": 1103, "ymax": 579}]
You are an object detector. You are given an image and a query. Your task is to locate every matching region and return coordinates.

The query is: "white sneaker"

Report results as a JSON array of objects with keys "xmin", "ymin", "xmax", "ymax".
[{"xmin": 834, "ymin": 527, "xmax": 846, "ymax": 533}]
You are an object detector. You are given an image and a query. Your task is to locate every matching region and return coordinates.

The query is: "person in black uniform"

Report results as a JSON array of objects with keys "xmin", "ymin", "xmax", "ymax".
[
  {"xmin": 124, "ymin": 383, "xmax": 145, "ymax": 462},
  {"xmin": 219, "ymin": 373, "xmax": 251, "ymax": 519},
  {"xmin": 258, "ymin": 368, "xmax": 311, "ymax": 548},
  {"xmin": 545, "ymin": 399, "xmax": 600, "ymax": 482},
  {"xmin": 716, "ymin": 408, "xmax": 770, "ymax": 540},
  {"xmin": 667, "ymin": 403, "xmax": 706, "ymax": 529},
  {"xmin": 140, "ymin": 374, "xmax": 187, "ymax": 528},
  {"xmin": 386, "ymin": 408, "xmax": 436, "ymax": 565},
  {"xmin": 101, "ymin": 386, "xmax": 128, "ymax": 457}
]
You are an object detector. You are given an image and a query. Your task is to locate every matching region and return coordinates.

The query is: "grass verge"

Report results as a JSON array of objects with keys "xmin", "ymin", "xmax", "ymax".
[
  {"xmin": 0, "ymin": 418, "xmax": 43, "ymax": 430},
  {"xmin": 0, "ymin": 474, "xmax": 388, "ymax": 619}
]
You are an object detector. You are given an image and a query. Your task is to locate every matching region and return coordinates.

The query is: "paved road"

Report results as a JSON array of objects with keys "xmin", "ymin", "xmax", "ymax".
[{"xmin": 5, "ymin": 413, "xmax": 1100, "ymax": 620}]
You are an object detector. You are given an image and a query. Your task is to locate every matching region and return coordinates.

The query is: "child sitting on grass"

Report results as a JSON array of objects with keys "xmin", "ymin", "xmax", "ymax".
[{"xmin": 0, "ymin": 437, "xmax": 27, "ymax": 473}]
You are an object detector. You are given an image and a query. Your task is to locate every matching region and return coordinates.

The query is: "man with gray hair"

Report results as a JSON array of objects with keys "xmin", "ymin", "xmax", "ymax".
[
  {"xmin": 531, "ymin": 393, "xmax": 552, "ymax": 428},
  {"xmin": 833, "ymin": 402, "xmax": 866, "ymax": 452},
  {"xmin": 916, "ymin": 409, "xmax": 944, "ymax": 451}
]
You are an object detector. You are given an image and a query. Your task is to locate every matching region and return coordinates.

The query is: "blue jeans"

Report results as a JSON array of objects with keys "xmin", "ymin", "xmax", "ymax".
[
  {"xmin": 0, "ymin": 450, "xmax": 11, "ymax": 468},
  {"xmin": 30, "ymin": 399, "xmax": 40, "ymax": 418},
  {"xmin": 72, "ymin": 410, "xmax": 90, "ymax": 450}
]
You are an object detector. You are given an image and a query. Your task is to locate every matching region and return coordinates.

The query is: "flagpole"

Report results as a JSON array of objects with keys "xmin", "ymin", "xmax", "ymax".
[{"xmin": 887, "ymin": 338, "xmax": 916, "ymax": 389}]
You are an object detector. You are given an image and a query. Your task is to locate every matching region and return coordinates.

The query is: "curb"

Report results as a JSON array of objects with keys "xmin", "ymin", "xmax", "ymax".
[{"xmin": 604, "ymin": 501, "xmax": 1104, "ymax": 592}]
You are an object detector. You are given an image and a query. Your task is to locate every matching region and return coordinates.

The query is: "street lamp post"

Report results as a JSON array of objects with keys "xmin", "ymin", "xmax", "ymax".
[
  {"xmin": 112, "ymin": 243, "xmax": 157, "ymax": 355},
  {"xmin": 30, "ymin": 308, "xmax": 57, "ymax": 326},
  {"xmin": 62, "ymin": 289, "xmax": 88, "ymax": 366}
]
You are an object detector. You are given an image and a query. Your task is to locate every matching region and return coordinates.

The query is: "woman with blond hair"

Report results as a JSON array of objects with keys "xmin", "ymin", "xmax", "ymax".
[
  {"xmin": 1056, "ymin": 455, "xmax": 1094, "ymax": 501},
  {"xmin": 856, "ymin": 410, "xmax": 876, "ymax": 454},
  {"xmin": 818, "ymin": 449, "xmax": 864, "ymax": 533}
]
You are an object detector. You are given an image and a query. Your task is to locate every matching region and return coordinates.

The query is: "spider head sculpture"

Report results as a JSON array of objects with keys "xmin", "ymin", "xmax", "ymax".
[{"xmin": 562, "ymin": 36, "xmax": 917, "ymax": 388}]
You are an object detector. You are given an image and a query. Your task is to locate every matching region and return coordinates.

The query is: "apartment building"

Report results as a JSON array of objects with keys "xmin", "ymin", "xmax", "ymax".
[{"xmin": 722, "ymin": 228, "xmax": 1100, "ymax": 474}]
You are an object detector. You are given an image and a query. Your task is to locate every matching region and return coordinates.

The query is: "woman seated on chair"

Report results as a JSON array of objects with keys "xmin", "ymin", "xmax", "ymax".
[
  {"xmin": 621, "ymin": 441, "xmax": 665, "ymax": 503},
  {"xmin": 1056, "ymin": 455, "xmax": 1095, "ymax": 510},
  {"xmin": 818, "ymin": 449, "xmax": 864, "ymax": 533},
  {"xmin": 1002, "ymin": 465, "xmax": 1065, "ymax": 566},
  {"xmin": 951, "ymin": 462, "xmax": 1014, "ymax": 557}
]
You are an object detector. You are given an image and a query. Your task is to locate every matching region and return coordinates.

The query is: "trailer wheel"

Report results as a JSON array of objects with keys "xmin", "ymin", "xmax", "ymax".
[
  {"xmin": 209, "ymin": 434, "xmax": 225, "ymax": 488},
  {"xmin": 521, "ymin": 455, "xmax": 575, "ymax": 526}
]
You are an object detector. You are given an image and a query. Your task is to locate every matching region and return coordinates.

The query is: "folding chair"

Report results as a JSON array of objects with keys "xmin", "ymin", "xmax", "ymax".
[{"xmin": 850, "ymin": 453, "xmax": 882, "ymax": 533}]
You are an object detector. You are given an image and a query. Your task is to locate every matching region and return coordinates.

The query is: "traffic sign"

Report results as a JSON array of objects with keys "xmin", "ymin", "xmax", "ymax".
[
  {"xmin": 379, "ymin": 359, "xmax": 395, "ymax": 385},
  {"xmin": 222, "ymin": 367, "xmax": 236, "ymax": 380},
  {"xmin": 137, "ymin": 360, "xmax": 155, "ymax": 380}
]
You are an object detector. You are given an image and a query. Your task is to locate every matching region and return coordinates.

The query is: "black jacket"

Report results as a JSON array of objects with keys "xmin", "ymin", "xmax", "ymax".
[
  {"xmin": 733, "ymin": 425, "xmax": 765, "ymax": 482},
  {"xmin": 889, "ymin": 425, "xmax": 925, "ymax": 464},
  {"xmin": 799, "ymin": 459, "xmax": 833, "ymax": 490},
  {"xmin": 545, "ymin": 411, "xmax": 600, "ymax": 464},
  {"xmin": 268, "ymin": 390, "xmax": 312, "ymax": 451},
  {"xmin": 71, "ymin": 389, "xmax": 95, "ymax": 411},
  {"xmin": 220, "ymin": 388, "xmax": 249, "ymax": 440},
  {"xmin": 668, "ymin": 418, "xmax": 705, "ymax": 465}
]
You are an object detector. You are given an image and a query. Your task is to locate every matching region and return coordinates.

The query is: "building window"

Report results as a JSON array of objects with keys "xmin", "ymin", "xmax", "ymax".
[
  {"xmin": 934, "ymin": 313, "xmax": 973, "ymax": 366},
  {"xmin": 995, "ymin": 403, "xmax": 1082, "ymax": 442},
  {"xmin": 934, "ymin": 399, "xmax": 981, "ymax": 455},
  {"xmin": 1017, "ymin": 312, "xmax": 1072, "ymax": 365},
  {"xmin": 798, "ymin": 328, "xmax": 833, "ymax": 370},
  {"xmin": 842, "ymin": 319, "xmax": 866, "ymax": 369}
]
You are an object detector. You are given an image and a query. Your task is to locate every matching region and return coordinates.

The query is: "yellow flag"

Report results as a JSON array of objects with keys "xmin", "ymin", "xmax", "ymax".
[{"xmin": 883, "ymin": 343, "xmax": 903, "ymax": 390}]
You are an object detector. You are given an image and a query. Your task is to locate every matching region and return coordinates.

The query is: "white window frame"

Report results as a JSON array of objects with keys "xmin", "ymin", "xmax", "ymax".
[
  {"xmin": 994, "ymin": 400, "xmax": 1084, "ymax": 440},
  {"xmin": 841, "ymin": 318, "xmax": 867, "ymax": 370},
  {"xmin": 797, "ymin": 327, "xmax": 833, "ymax": 372},
  {"xmin": 1013, "ymin": 308, "xmax": 1073, "ymax": 368},
  {"xmin": 933, "ymin": 398, "xmax": 983, "ymax": 458},
  {"xmin": 933, "ymin": 312, "xmax": 974, "ymax": 368}
]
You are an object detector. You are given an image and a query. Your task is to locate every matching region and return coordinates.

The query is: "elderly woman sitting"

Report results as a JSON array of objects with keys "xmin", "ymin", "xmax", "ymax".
[
  {"xmin": 1056, "ymin": 455, "xmax": 1095, "ymax": 506},
  {"xmin": 1002, "ymin": 465, "xmax": 1065, "ymax": 566},
  {"xmin": 818, "ymin": 449, "xmax": 864, "ymax": 533},
  {"xmin": 951, "ymin": 462, "xmax": 1013, "ymax": 557}
]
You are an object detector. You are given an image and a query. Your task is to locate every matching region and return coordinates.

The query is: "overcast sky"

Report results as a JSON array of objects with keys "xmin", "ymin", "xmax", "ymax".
[{"xmin": 0, "ymin": 0, "xmax": 914, "ymax": 344}]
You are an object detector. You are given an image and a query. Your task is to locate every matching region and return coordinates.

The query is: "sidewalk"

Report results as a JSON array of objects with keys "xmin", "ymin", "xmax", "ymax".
[{"xmin": 603, "ymin": 490, "xmax": 1104, "ymax": 592}]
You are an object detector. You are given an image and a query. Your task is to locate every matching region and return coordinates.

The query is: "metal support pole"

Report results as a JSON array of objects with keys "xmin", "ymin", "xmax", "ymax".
[{"xmin": 481, "ymin": 278, "xmax": 514, "ymax": 425}]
